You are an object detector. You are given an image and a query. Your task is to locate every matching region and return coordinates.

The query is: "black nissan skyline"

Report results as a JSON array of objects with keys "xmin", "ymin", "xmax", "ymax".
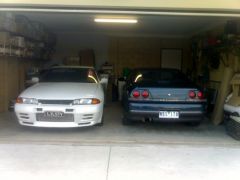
[{"xmin": 122, "ymin": 68, "xmax": 207, "ymax": 126}]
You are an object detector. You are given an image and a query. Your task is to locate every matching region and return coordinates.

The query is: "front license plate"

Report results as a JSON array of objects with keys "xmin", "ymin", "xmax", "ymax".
[
  {"xmin": 159, "ymin": 111, "xmax": 179, "ymax": 119},
  {"xmin": 44, "ymin": 111, "xmax": 64, "ymax": 118}
]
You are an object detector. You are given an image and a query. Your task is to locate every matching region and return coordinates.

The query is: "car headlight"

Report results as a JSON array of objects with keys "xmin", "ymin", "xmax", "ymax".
[
  {"xmin": 16, "ymin": 97, "xmax": 38, "ymax": 105},
  {"xmin": 72, "ymin": 98, "xmax": 101, "ymax": 105}
]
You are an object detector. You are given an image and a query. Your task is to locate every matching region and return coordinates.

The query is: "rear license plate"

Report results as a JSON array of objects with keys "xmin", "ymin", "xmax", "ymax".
[
  {"xmin": 159, "ymin": 111, "xmax": 179, "ymax": 119},
  {"xmin": 44, "ymin": 111, "xmax": 64, "ymax": 118}
]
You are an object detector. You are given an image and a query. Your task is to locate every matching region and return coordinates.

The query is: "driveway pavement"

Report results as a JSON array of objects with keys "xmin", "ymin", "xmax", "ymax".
[
  {"xmin": 0, "ymin": 103, "xmax": 239, "ymax": 180},
  {"xmin": 0, "ymin": 143, "xmax": 240, "ymax": 180}
]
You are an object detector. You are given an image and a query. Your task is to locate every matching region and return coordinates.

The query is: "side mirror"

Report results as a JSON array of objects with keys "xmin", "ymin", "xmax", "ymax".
[{"xmin": 31, "ymin": 77, "xmax": 39, "ymax": 83}]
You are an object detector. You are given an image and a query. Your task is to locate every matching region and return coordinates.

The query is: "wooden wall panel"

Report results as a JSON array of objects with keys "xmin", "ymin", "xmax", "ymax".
[
  {"xmin": 0, "ymin": 57, "xmax": 32, "ymax": 112},
  {"xmin": 109, "ymin": 37, "xmax": 191, "ymax": 77},
  {"xmin": 18, "ymin": 62, "xmax": 26, "ymax": 92},
  {"xmin": 0, "ymin": 58, "xmax": 8, "ymax": 112},
  {"xmin": 18, "ymin": 61, "xmax": 32, "ymax": 92},
  {"xmin": 7, "ymin": 59, "xmax": 20, "ymax": 104}
]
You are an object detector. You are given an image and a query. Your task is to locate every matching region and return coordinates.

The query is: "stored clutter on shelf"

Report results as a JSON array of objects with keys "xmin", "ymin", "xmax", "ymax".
[{"xmin": 0, "ymin": 12, "xmax": 56, "ymax": 60}]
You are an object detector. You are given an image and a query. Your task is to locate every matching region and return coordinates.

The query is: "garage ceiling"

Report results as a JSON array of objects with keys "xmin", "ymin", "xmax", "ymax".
[{"xmin": 14, "ymin": 12, "xmax": 230, "ymax": 37}]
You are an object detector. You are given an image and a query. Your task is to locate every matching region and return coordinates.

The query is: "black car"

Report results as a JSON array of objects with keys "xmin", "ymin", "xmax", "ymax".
[{"xmin": 122, "ymin": 68, "xmax": 207, "ymax": 125}]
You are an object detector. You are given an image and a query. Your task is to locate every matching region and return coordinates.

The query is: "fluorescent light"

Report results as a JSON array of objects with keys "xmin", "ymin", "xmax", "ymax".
[{"xmin": 94, "ymin": 18, "xmax": 138, "ymax": 23}]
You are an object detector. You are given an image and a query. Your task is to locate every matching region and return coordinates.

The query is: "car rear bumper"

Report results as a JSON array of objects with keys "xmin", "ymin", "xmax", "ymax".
[
  {"xmin": 126, "ymin": 110, "xmax": 204, "ymax": 122},
  {"xmin": 124, "ymin": 102, "xmax": 206, "ymax": 122},
  {"xmin": 14, "ymin": 103, "xmax": 103, "ymax": 128}
]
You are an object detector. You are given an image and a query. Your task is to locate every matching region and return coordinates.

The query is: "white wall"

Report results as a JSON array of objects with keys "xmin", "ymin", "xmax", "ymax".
[
  {"xmin": 51, "ymin": 32, "xmax": 109, "ymax": 70},
  {"xmin": 1, "ymin": 0, "xmax": 240, "ymax": 10}
]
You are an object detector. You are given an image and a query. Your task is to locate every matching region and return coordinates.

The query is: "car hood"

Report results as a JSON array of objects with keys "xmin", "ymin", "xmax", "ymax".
[{"xmin": 20, "ymin": 83, "xmax": 99, "ymax": 99}]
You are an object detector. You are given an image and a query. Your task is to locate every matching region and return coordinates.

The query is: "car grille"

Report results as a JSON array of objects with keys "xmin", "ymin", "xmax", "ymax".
[
  {"xmin": 38, "ymin": 100, "xmax": 73, "ymax": 105},
  {"xmin": 36, "ymin": 113, "xmax": 74, "ymax": 122}
]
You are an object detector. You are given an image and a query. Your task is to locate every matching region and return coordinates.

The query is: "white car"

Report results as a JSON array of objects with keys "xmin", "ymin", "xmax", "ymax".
[
  {"xmin": 224, "ymin": 93, "xmax": 240, "ymax": 140},
  {"xmin": 15, "ymin": 66, "xmax": 104, "ymax": 128}
]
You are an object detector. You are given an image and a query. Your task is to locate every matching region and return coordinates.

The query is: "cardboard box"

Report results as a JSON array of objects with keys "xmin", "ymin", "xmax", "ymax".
[
  {"xmin": 63, "ymin": 56, "xmax": 80, "ymax": 65},
  {"xmin": 79, "ymin": 49, "xmax": 95, "ymax": 67},
  {"xmin": 0, "ymin": 31, "xmax": 10, "ymax": 45},
  {"xmin": 10, "ymin": 36, "xmax": 25, "ymax": 48},
  {"xmin": 228, "ymin": 73, "xmax": 240, "ymax": 106}
]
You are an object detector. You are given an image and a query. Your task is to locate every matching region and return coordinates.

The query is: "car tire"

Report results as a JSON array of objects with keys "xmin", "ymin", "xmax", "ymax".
[
  {"xmin": 122, "ymin": 116, "xmax": 133, "ymax": 126},
  {"xmin": 225, "ymin": 116, "xmax": 240, "ymax": 141}
]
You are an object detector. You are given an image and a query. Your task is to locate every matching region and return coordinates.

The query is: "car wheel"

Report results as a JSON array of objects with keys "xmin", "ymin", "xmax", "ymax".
[
  {"xmin": 225, "ymin": 116, "xmax": 240, "ymax": 140},
  {"xmin": 96, "ymin": 115, "xmax": 104, "ymax": 126},
  {"xmin": 122, "ymin": 116, "xmax": 133, "ymax": 125}
]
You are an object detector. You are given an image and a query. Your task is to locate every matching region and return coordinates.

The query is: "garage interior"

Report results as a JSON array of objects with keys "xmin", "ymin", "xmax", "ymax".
[{"xmin": 0, "ymin": 10, "xmax": 240, "ymax": 144}]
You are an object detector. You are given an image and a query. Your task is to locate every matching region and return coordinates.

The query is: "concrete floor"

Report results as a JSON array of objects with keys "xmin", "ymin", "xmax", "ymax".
[
  {"xmin": 0, "ymin": 102, "xmax": 238, "ymax": 146},
  {"xmin": 0, "ymin": 102, "xmax": 239, "ymax": 180}
]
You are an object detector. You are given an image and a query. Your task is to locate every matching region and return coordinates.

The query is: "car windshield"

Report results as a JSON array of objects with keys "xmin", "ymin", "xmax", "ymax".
[
  {"xmin": 131, "ymin": 69, "xmax": 189, "ymax": 84},
  {"xmin": 40, "ymin": 68, "xmax": 99, "ymax": 83}
]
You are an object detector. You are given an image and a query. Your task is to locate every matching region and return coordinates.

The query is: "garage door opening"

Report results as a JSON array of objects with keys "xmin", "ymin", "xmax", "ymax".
[{"xmin": 0, "ymin": 10, "xmax": 240, "ymax": 143}]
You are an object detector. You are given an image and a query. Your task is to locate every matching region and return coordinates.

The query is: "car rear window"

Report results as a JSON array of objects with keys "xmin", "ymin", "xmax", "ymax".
[
  {"xmin": 131, "ymin": 69, "xmax": 189, "ymax": 84},
  {"xmin": 40, "ymin": 68, "xmax": 99, "ymax": 83}
]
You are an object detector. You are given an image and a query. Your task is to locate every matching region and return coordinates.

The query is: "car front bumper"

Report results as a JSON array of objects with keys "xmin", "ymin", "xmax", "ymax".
[
  {"xmin": 124, "ymin": 102, "xmax": 205, "ymax": 122},
  {"xmin": 14, "ymin": 103, "xmax": 103, "ymax": 128},
  {"xmin": 224, "ymin": 104, "xmax": 240, "ymax": 115}
]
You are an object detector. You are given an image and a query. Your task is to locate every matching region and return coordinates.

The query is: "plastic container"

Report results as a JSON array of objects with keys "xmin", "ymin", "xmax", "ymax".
[
  {"xmin": 224, "ymin": 93, "xmax": 240, "ymax": 140},
  {"xmin": 224, "ymin": 112, "xmax": 240, "ymax": 140},
  {"xmin": 118, "ymin": 78, "xmax": 126, "ymax": 101}
]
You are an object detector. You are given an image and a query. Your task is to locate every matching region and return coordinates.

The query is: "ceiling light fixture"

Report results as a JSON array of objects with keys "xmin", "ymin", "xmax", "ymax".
[{"xmin": 94, "ymin": 18, "xmax": 138, "ymax": 23}]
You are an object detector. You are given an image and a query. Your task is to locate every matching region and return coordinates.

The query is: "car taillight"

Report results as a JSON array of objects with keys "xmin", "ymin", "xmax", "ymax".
[
  {"xmin": 142, "ymin": 90, "xmax": 149, "ymax": 98},
  {"xmin": 132, "ymin": 90, "xmax": 140, "ymax": 98},
  {"xmin": 197, "ymin": 91, "xmax": 204, "ymax": 99},
  {"xmin": 188, "ymin": 90, "xmax": 196, "ymax": 99}
]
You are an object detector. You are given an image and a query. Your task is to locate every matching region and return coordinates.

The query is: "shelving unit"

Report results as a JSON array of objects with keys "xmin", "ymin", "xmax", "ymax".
[
  {"xmin": 0, "ymin": 12, "xmax": 56, "ymax": 60},
  {"xmin": 0, "ymin": 12, "xmax": 56, "ymax": 112}
]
